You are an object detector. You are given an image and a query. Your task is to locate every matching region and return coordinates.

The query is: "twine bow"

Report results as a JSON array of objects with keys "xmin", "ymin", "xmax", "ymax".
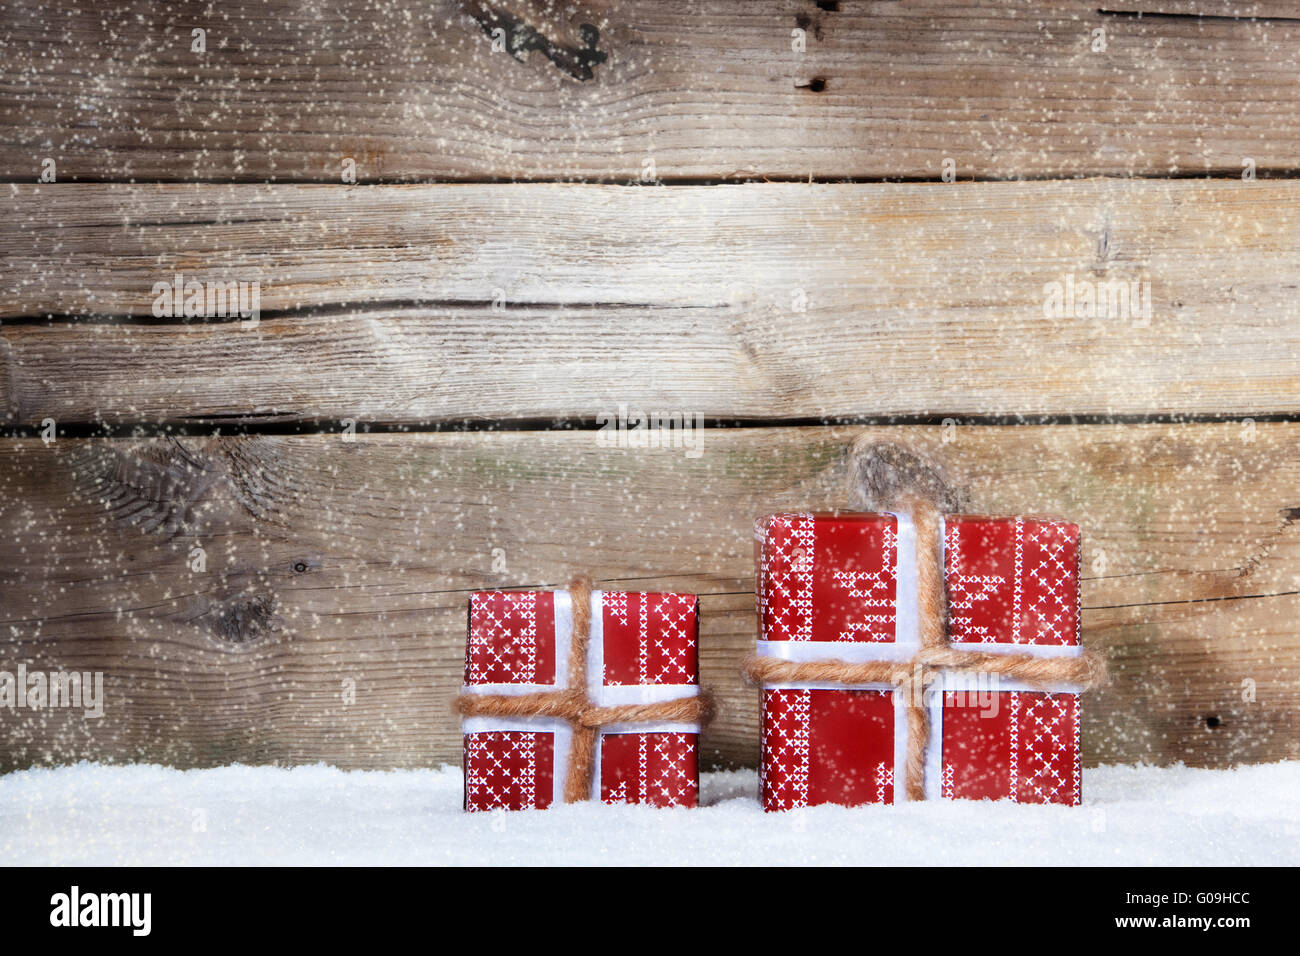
[
  {"xmin": 743, "ymin": 438, "xmax": 1107, "ymax": 801},
  {"xmin": 455, "ymin": 576, "xmax": 713, "ymax": 803}
]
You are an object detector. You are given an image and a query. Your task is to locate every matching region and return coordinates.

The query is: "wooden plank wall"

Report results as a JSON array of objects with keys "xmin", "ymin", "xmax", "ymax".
[
  {"xmin": 6, "ymin": 1, "xmax": 1300, "ymax": 181},
  {"xmin": 0, "ymin": 0, "xmax": 1297, "ymax": 772},
  {"xmin": 3, "ymin": 180, "xmax": 1299, "ymax": 422}
]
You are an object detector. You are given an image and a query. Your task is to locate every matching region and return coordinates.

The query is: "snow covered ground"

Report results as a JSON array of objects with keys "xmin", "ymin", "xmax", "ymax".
[{"xmin": 0, "ymin": 761, "xmax": 1296, "ymax": 866}]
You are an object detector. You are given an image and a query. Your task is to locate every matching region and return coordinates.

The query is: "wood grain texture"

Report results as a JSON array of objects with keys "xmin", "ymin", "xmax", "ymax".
[
  {"xmin": 4, "ymin": 179, "xmax": 1299, "ymax": 423},
  {"xmin": 4, "ymin": 0, "xmax": 1300, "ymax": 183},
  {"xmin": 0, "ymin": 424, "xmax": 1294, "ymax": 773}
]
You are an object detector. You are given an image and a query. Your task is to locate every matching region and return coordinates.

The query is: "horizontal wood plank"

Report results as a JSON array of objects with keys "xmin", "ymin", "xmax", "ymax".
[
  {"xmin": 0, "ymin": 423, "xmax": 1295, "ymax": 773},
  {"xmin": 4, "ymin": 1, "xmax": 1300, "ymax": 182},
  {"xmin": 4, "ymin": 179, "xmax": 1299, "ymax": 423}
]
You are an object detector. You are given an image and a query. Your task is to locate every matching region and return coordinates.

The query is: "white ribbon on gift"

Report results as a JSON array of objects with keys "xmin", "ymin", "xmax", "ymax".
[
  {"xmin": 754, "ymin": 511, "xmax": 1085, "ymax": 802},
  {"xmin": 462, "ymin": 589, "xmax": 702, "ymax": 805}
]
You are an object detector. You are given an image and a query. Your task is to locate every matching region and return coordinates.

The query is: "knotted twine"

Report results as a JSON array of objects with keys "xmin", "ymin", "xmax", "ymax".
[
  {"xmin": 454, "ymin": 576, "xmax": 713, "ymax": 803},
  {"xmin": 743, "ymin": 437, "xmax": 1107, "ymax": 802}
]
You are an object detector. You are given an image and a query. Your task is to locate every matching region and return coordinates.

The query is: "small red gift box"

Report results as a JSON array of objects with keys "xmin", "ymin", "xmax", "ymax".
[
  {"xmin": 462, "ymin": 588, "xmax": 701, "ymax": 810},
  {"xmin": 755, "ymin": 511, "xmax": 1084, "ymax": 809}
]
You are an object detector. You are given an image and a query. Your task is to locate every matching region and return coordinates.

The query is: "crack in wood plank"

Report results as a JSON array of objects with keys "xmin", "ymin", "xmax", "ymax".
[{"xmin": 463, "ymin": 1, "xmax": 609, "ymax": 81}]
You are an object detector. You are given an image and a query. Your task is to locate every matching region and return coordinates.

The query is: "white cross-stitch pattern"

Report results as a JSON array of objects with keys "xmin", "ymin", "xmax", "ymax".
[
  {"xmin": 826, "ymin": 517, "xmax": 895, "ymax": 641},
  {"xmin": 876, "ymin": 761, "xmax": 893, "ymax": 803},
  {"xmin": 466, "ymin": 732, "xmax": 537, "ymax": 812},
  {"xmin": 602, "ymin": 589, "xmax": 632, "ymax": 682},
  {"xmin": 1026, "ymin": 524, "xmax": 1072, "ymax": 645},
  {"xmin": 639, "ymin": 594, "xmax": 649, "ymax": 683},
  {"xmin": 649, "ymin": 733, "xmax": 694, "ymax": 804},
  {"xmin": 832, "ymin": 566, "xmax": 896, "ymax": 640},
  {"xmin": 468, "ymin": 591, "xmax": 539, "ymax": 684},
  {"xmin": 946, "ymin": 522, "xmax": 1005, "ymax": 644},
  {"xmin": 1022, "ymin": 695, "xmax": 1077, "ymax": 803},
  {"xmin": 600, "ymin": 734, "xmax": 695, "ymax": 805},
  {"xmin": 604, "ymin": 590, "xmax": 629, "ymax": 628},
  {"xmin": 639, "ymin": 734, "xmax": 648, "ymax": 800},
  {"xmin": 764, "ymin": 513, "xmax": 815, "ymax": 642},
  {"xmin": 650, "ymin": 593, "xmax": 697, "ymax": 684},
  {"xmin": 1013, "ymin": 518, "xmax": 1024, "ymax": 643},
  {"xmin": 602, "ymin": 778, "xmax": 627, "ymax": 805},
  {"xmin": 762, "ymin": 689, "xmax": 811, "ymax": 810},
  {"xmin": 602, "ymin": 592, "xmax": 697, "ymax": 686},
  {"xmin": 1008, "ymin": 691, "xmax": 1020, "ymax": 803}
]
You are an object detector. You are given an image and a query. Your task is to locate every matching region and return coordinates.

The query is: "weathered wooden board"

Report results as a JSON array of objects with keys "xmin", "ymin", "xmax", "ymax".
[
  {"xmin": 4, "ymin": 1, "xmax": 1300, "ymax": 183},
  {"xmin": 4, "ymin": 179, "xmax": 1299, "ymax": 423},
  {"xmin": 0, "ymin": 424, "xmax": 1294, "ymax": 773}
]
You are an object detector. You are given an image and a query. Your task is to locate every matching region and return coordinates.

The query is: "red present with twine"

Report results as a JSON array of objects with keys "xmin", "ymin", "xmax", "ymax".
[
  {"xmin": 456, "ymin": 579, "xmax": 709, "ymax": 811},
  {"xmin": 745, "ymin": 440, "xmax": 1106, "ymax": 809}
]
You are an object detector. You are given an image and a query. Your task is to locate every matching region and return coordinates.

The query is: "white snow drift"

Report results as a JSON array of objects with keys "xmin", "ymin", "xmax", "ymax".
[{"xmin": 0, "ymin": 761, "xmax": 1295, "ymax": 866}]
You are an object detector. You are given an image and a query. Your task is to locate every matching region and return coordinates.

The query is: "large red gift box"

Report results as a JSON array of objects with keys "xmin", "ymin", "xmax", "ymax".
[
  {"xmin": 462, "ymin": 588, "xmax": 701, "ymax": 811},
  {"xmin": 756, "ymin": 511, "xmax": 1084, "ymax": 809}
]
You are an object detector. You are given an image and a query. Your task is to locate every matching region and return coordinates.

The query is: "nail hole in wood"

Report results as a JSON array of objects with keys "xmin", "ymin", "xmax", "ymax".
[
  {"xmin": 807, "ymin": 77, "xmax": 827, "ymax": 93},
  {"xmin": 1204, "ymin": 715, "xmax": 1221, "ymax": 729}
]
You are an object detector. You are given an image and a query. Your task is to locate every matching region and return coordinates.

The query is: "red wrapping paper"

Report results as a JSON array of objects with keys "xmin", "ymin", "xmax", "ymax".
[
  {"xmin": 462, "ymin": 589, "xmax": 700, "ymax": 811},
  {"xmin": 756, "ymin": 512, "xmax": 1083, "ymax": 809}
]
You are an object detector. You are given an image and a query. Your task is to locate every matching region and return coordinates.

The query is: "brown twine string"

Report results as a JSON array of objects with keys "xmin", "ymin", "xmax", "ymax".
[
  {"xmin": 455, "ymin": 576, "xmax": 713, "ymax": 804},
  {"xmin": 743, "ymin": 438, "xmax": 1107, "ymax": 802}
]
